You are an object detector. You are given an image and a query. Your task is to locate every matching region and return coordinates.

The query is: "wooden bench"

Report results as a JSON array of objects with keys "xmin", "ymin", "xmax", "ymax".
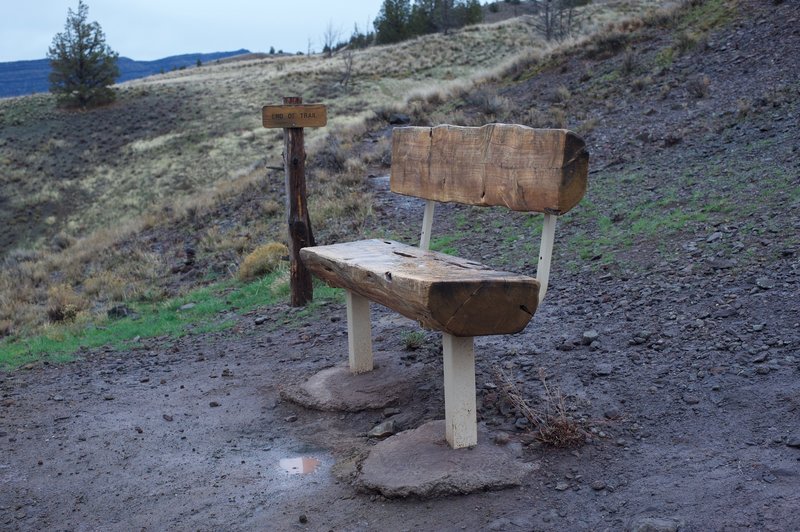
[{"xmin": 300, "ymin": 123, "xmax": 589, "ymax": 449}]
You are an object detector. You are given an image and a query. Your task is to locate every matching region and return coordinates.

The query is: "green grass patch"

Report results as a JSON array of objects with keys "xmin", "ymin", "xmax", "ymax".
[
  {"xmin": 429, "ymin": 233, "xmax": 463, "ymax": 255},
  {"xmin": 0, "ymin": 271, "xmax": 342, "ymax": 370}
]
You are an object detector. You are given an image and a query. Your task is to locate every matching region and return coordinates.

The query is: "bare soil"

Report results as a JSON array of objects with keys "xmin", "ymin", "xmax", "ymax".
[{"xmin": 2, "ymin": 1, "xmax": 800, "ymax": 530}]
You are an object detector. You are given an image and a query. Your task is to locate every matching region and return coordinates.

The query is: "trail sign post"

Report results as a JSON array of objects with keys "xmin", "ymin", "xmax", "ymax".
[{"xmin": 262, "ymin": 97, "xmax": 327, "ymax": 306}]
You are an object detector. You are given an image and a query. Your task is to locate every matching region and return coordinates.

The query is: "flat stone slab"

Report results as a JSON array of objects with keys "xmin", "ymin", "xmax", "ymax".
[
  {"xmin": 281, "ymin": 359, "xmax": 421, "ymax": 412},
  {"xmin": 358, "ymin": 420, "xmax": 537, "ymax": 498}
]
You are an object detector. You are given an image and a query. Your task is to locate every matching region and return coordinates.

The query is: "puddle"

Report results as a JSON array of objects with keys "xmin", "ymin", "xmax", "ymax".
[{"xmin": 279, "ymin": 457, "xmax": 321, "ymax": 475}]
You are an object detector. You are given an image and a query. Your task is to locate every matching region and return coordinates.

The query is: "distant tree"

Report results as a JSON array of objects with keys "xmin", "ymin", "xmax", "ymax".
[
  {"xmin": 269, "ymin": 46, "xmax": 275, "ymax": 54},
  {"xmin": 463, "ymin": 0, "xmax": 483, "ymax": 25},
  {"xmin": 533, "ymin": 0, "xmax": 590, "ymax": 41},
  {"xmin": 47, "ymin": 0, "xmax": 119, "ymax": 108},
  {"xmin": 374, "ymin": 0, "xmax": 411, "ymax": 44},
  {"xmin": 322, "ymin": 20, "xmax": 341, "ymax": 58},
  {"xmin": 409, "ymin": 0, "xmax": 483, "ymax": 38}
]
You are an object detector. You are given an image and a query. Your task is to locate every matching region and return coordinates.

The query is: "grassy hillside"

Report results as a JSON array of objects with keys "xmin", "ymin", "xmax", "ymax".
[{"xmin": 5, "ymin": 0, "xmax": 777, "ymax": 352}]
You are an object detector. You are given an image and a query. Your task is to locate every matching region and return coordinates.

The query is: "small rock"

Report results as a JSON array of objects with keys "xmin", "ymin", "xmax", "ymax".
[
  {"xmin": 52, "ymin": 395, "xmax": 65, "ymax": 402},
  {"xmin": 254, "ymin": 316, "xmax": 268, "ymax": 325},
  {"xmin": 712, "ymin": 307, "xmax": 736, "ymax": 319},
  {"xmin": 593, "ymin": 364, "xmax": 613, "ymax": 377},
  {"xmin": 756, "ymin": 366, "xmax": 770, "ymax": 375},
  {"xmin": 135, "ymin": 426, "xmax": 143, "ymax": 434},
  {"xmin": 178, "ymin": 303, "xmax": 196, "ymax": 311},
  {"xmin": 162, "ymin": 414, "xmax": 173, "ymax": 422},
  {"xmin": 591, "ymin": 480, "xmax": 606, "ymax": 491},
  {"xmin": 494, "ymin": 432, "xmax": 511, "ymax": 445},
  {"xmin": 752, "ymin": 352, "xmax": 768, "ymax": 363},
  {"xmin": 581, "ymin": 330, "xmax": 599, "ymax": 345},
  {"xmin": 298, "ymin": 514, "xmax": 308, "ymax": 524},
  {"xmin": 103, "ymin": 395, "xmax": 114, "ymax": 401},
  {"xmin": 708, "ymin": 258, "xmax": 735, "ymax": 269},
  {"xmin": 752, "ymin": 323, "xmax": 765, "ymax": 332},
  {"xmin": 786, "ymin": 435, "xmax": 800, "ymax": 448},
  {"xmin": 554, "ymin": 481, "xmax": 570, "ymax": 491},
  {"xmin": 604, "ymin": 408, "xmax": 621, "ymax": 419},
  {"xmin": 382, "ymin": 407, "xmax": 401, "ymax": 418},
  {"xmin": 368, "ymin": 419, "xmax": 397, "ymax": 438},
  {"xmin": 284, "ymin": 415, "xmax": 298, "ymax": 423},
  {"xmin": 209, "ymin": 401, "xmax": 221, "ymax": 408},
  {"xmin": 756, "ymin": 277, "xmax": 775, "ymax": 290},
  {"xmin": 682, "ymin": 394, "xmax": 700, "ymax": 405},
  {"xmin": 706, "ymin": 231, "xmax": 723, "ymax": 243}
]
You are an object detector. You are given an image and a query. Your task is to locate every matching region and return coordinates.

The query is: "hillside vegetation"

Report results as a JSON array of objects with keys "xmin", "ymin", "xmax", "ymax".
[{"xmin": 0, "ymin": 0, "xmax": 663, "ymax": 343}]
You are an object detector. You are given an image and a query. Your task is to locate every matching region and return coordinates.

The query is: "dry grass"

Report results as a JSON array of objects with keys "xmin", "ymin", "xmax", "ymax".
[
  {"xmin": 493, "ymin": 366, "xmax": 587, "ymax": 448},
  {"xmin": 238, "ymin": 242, "xmax": 288, "ymax": 281}
]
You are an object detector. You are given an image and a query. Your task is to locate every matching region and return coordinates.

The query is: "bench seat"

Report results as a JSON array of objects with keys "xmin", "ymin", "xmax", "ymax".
[{"xmin": 300, "ymin": 239, "xmax": 539, "ymax": 337}]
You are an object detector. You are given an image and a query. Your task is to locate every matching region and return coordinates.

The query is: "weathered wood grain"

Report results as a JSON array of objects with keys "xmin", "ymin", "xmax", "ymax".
[
  {"xmin": 300, "ymin": 239, "xmax": 540, "ymax": 337},
  {"xmin": 390, "ymin": 124, "xmax": 588, "ymax": 214},
  {"xmin": 262, "ymin": 104, "xmax": 327, "ymax": 128}
]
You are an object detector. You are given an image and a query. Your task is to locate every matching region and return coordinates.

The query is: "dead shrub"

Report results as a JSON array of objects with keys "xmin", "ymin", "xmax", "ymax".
[
  {"xmin": 238, "ymin": 242, "xmax": 288, "ymax": 281},
  {"xmin": 686, "ymin": 74, "xmax": 710, "ymax": 99},
  {"xmin": 631, "ymin": 75, "xmax": 653, "ymax": 92},
  {"xmin": 466, "ymin": 89, "xmax": 511, "ymax": 120},
  {"xmin": 313, "ymin": 136, "xmax": 348, "ymax": 172},
  {"xmin": 46, "ymin": 284, "xmax": 88, "ymax": 323},
  {"xmin": 621, "ymin": 48, "xmax": 637, "ymax": 76},
  {"xmin": 736, "ymin": 98, "xmax": 752, "ymax": 118},
  {"xmin": 549, "ymin": 107, "xmax": 568, "ymax": 128},
  {"xmin": 493, "ymin": 366, "xmax": 586, "ymax": 448},
  {"xmin": 262, "ymin": 199, "xmax": 282, "ymax": 217},
  {"xmin": 675, "ymin": 30, "xmax": 699, "ymax": 55},
  {"xmin": 552, "ymin": 85, "xmax": 571, "ymax": 104},
  {"xmin": 576, "ymin": 117, "xmax": 599, "ymax": 135},
  {"xmin": 83, "ymin": 271, "xmax": 128, "ymax": 301}
]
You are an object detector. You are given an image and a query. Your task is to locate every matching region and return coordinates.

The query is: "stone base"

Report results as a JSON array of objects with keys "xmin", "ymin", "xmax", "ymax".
[
  {"xmin": 281, "ymin": 360, "xmax": 421, "ymax": 412},
  {"xmin": 358, "ymin": 420, "xmax": 537, "ymax": 498}
]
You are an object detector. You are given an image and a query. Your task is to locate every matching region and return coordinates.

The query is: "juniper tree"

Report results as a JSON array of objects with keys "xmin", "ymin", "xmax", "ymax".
[{"xmin": 48, "ymin": 1, "xmax": 119, "ymax": 108}]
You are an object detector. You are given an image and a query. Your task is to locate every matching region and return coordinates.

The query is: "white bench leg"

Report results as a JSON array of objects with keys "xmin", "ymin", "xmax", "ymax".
[
  {"xmin": 442, "ymin": 333, "xmax": 477, "ymax": 449},
  {"xmin": 346, "ymin": 290, "xmax": 373, "ymax": 373}
]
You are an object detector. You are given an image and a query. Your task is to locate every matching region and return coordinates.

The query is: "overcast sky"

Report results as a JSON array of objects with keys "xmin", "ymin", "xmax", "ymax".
[{"xmin": 1, "ymin": 0, "xmax": 385, "ymax": 62}]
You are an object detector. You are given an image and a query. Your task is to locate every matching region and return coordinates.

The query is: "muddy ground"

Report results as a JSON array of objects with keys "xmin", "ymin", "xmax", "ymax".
[{"xmin": 2, "ymin": 1, "xmax": 800, "ymax": 530}]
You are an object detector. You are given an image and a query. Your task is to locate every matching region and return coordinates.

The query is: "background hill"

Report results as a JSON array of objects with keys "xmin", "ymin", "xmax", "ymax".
[{"xmin": 0, "ymin": 49, "xmax": 251, "ymax": 98}]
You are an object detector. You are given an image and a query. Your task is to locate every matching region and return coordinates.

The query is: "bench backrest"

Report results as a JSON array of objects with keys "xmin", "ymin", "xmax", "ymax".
[{"xmin": 390, "ymin": 124, "xmax": 589, "ymax": 215}]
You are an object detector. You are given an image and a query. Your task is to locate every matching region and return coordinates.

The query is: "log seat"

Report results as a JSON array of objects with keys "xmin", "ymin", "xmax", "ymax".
[{"xmin": 301, "ymin": 239, "xmax": 540, "ymax": 337}]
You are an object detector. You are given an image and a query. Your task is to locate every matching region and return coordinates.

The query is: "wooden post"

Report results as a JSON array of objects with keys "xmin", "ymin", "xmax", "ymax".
[
  {"xmin": 442, "ymin": 333, "xmax": 477, "ymax": 449},
  {"xmin": 346, "ymin": 290, "xmax": 373, "ymax": 373},
  {"xmin": 262, "ymin": 97, "xmax": 327, "ymax": 306},
  {"xmin": 282, "ymin": 96, "xmax": 314, "ymax": 306}
]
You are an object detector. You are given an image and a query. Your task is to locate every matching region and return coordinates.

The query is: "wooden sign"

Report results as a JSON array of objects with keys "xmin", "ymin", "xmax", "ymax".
[
  {"xmin": 261, "ymin": 96, "xmax": 327, "ymax": 307},
  {"xmin": 262, "ymin": 104, "xmax": 327, "ymax": 129}
]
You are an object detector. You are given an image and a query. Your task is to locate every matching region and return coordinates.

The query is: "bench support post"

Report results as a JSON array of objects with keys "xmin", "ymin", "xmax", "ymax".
[
  {"xmin": 536, "ymin": 213, "xmax": 557, "ymax": 305},
  {"xmin": 420, "ymin": 200, "xmax": 435, "ymax": 250},
  {"xmin": 442, "ymin": 333, "xmax": 477, "ymax": 448},
  {"xmin": 346, "ymin": 290, "xmax": 373, "ymax": 373}
]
